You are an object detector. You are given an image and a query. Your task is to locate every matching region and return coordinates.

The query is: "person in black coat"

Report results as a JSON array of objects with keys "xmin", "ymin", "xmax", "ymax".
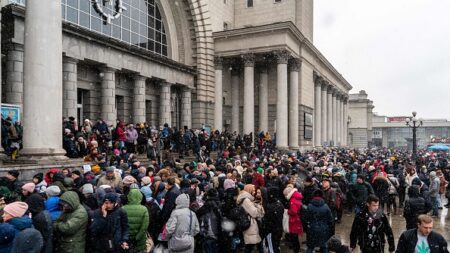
[
  {"xmin": 403, "ymin": 185, "xmax": 432, "ymax": 230},
  {"xmin": 160, "ymin": 177, "xmax": 181, "ymax": 225},
  {"xmin": 396, "ymin": 214, "xmax": 448, "ymax": 253},
  {"xmin": 90, "ymin": 192, "xmax": 129, "ymax": 252},
  {"xmin": 303, "ymin": 189, "xmax": 333, "ymax": 253},
  {"xmin": 302, "ymin": 176, "xmax": 319, "ymax": 206},
  {"xmin": 25, "ymin": 193, "xmax": 53, "ymax": 253},
  {"xmin": 264, "ymin": 187, "xmax": 284, "ymax": 253},
  {"xmin": 350, "ymin": 195, "xmax": 395, "ymax": 253},
  {"xmin": 197, "ymin": 188, "xmax": 223, "ymax": 253}
]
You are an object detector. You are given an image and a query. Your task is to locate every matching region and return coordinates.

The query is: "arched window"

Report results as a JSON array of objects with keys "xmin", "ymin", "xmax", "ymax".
[{"xmin": 60, "ymin": 0, "xmax": 168, "ymax": 57}]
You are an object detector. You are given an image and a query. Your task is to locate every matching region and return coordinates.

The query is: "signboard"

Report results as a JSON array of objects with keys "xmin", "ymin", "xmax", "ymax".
[
  {"xmin": 372, "ymin": 128, "xmax": 382, "ymax": 139},
  {"xmin": 304, "ymin": 113, "xmax": 313, "ymax": 140},
  {"xmin": 430, "ymin": 138, "xmax": 450, "ymax": 144},
  {"xmin": 387, "ymin": 117, "xmax": 408, "ymax": 123},
  {"xmin": 1, "ymin": 104, "xmax": 21, "ymax": 123}
]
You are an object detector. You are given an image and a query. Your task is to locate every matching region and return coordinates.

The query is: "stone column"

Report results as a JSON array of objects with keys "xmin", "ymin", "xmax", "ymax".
[
  {"xmin": 5, "ymin": 43, "xmax": 24, "ymax": 107},
  {"xmin": 327, "ymin": 86, "xmax": 333, "ymax": 145},
  {"xmin": 133, "ymin": 75, "xmax": 146, "ymax": 124},
  {"xmin": 214, "ymin": 57, "xmax": 223, "ymax": 131},
  {"xmin": 288, "ymin": 58, "xmax": 300, "ymax": 149},
  {"xmin": 243, "ymin": 54, "xmax": 255, "ymax": 136},
  {"xmin": 341, "ymin": 98, "xmax": 345, "ymax": 146},
  {"xmin": 332, "ymin": 90, "xmax": 337, "ymax": 145},
  {"xmin": 181, "ymin": 87, "xmax": 192, "ymax": 129},
  {"xmin": 336, "ymin": 94, "xmax": 342, "ymax": 146},
  {"xmin": 258, "ymin": 65, "xmax": 269, "ymax": 133},
  {"xmin": 343, "ymin": 97, "xmax": 348, "ymax": 146},
  {"xmin": 313, "ymin": 72, "xmax": 322, "ymax": 147},
  {"xmin": 160, "ymin": 82, "xmax": 172, "ymax": 126},
  {"xmin": 274, "ymin": 50, "xmax": 290, "ymax": 149},
  {"xmin": 62, "ymin": 57, "xmax": 78, "ymax": 119},
  {"xmin": 231, "ymin": 67, "xmax": 240, "ymax": 133},
  {"xmin": 100, "ymin": 67, "xmax": 116, "ymax": 126},
  {"xmin": 22, "ymin": 0, "xmax": 65, "ymax": 156},
  {"xmin": 321, "ymin": 81, "xmax": 328, "ymax": 146}
]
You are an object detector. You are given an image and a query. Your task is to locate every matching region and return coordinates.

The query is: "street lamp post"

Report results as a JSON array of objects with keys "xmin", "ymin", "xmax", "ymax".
[{"xmin": 405, "ymin": 111, "xmax": 423, "ymax": 163}]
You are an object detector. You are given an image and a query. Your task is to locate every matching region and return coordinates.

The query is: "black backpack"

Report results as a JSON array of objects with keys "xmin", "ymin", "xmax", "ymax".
[{"xmin": 229, "ymin": 198, "xmax": 251, "ymax": 232}]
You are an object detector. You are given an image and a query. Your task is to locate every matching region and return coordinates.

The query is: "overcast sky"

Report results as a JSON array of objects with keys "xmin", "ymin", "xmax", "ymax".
[{"xmin": 314, "ymin": 0, "xmax": 450, "ymax": 119}]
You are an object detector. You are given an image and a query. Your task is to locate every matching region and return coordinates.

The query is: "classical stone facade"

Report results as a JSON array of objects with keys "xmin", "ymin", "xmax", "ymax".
[
  {"xmin": 1, "ymin": 0, "xmax": 353, "ymax": 154},
  {"xmin": 348, "ymin": 90, "xmax": 374, "ymax": 148}
]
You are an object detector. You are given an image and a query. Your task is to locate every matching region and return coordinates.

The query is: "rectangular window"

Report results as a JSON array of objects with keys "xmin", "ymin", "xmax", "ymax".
[
  {"xmin": 247, "ymin": 0, "xmax": 253, "ymax": 8},
  {"xmin": 274, "ymin": 0, "xmax": 282, "ymax": 3},
  {"xmin": 223, "ymin": 22, "xmax": 228, "ymax": 30},
  {"xmin": 304, "ymin": 113, "xmax": 313, "ymax": 140}
]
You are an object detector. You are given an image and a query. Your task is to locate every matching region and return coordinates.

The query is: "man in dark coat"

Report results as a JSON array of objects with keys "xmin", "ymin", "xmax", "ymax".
[
  {"xmin": 304, "ymin": 190, "xmax": 334, "ymax": 253},
  {"xmin": 160, "ymin": 177, "xmax": 181, "ymax": 225},
  {"xmin": 349, "ymin": 175, "xmax": 374, "ymax": 214},
  {"xmin": 302, "ymin": 176, "xmax": 319, "ymax": 206},
  {"xmin": 396, "ymin": 214, "xmax": 448, "ymax": 253},
  {"xmin": 403, "ymin": 185, "xmax": 432, "ymax": 230},
  {"xmin": 263, "ymin": 187, "xmax": 284, "ymax": 253},
  {"xmin": 90, "ymin": 192, "xmax": 129, "ymax": 252},
  {"xmin": 350, "ymin": 195, "xmax": 395, "ymax": 253},
  {"xmin": 25, "ymin": 194, "xmax": 53, "ymax": 253}
]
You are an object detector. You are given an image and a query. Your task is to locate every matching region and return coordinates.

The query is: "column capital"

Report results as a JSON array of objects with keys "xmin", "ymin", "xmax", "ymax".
[
  {"xmin": 313, "ymin": 71, "xmax": 323, "ymax": 86},
  {"xmin": 241, "ymin": 53, "xmax": 255, "ymax": 67},
  {"xmin": 273, "ymin": 50, "xmax": 290, "ymax": 64},
  {"xmin": 160, "ymin": 81, "xmax": 172, "ymax": 88},
  {"xmin": 63, "ymin": 56, "xmax": 79, "ymax": 64},
  {"xmin": 99, "ymin": 66, "xmax": 117, "ymax": 74},
  {"xmin": 229, "ymin": 58, "xmax": 242, "ymax": 75},
  {"xmin": 327, "ymin": 84, "xmax": 334, "ymax": 94},
  {"xmin": 133, "ymin": 74, "xmax": 147, "ymax": 82},
  {"xmin": 289, "ymin": 58, "xmax": 301, "ymax": 72},
  {"xmin": 214, "ymin": 56, "xmax": 224, "ymax": 70},
  {"xmin": 5, "ymin": 42, "xmax": 24, "ymax": 51},
  {"xmin": 321, "ymin": 80, "xmax": 330, "ymax": 90}
]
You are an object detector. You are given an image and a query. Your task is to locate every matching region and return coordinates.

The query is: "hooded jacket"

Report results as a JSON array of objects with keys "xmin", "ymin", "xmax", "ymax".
[
  {"xmin": 304, "ymin": 197, "xmax": 333, "ymax": 248},
  {"xmin": 53, "ymin": 191, "xmax": 88, "ymax": 253},
  {"xmin": 0, "ymin": 215, "xmax": 33, "ymax": 253},
  {"xmin": 45, "ymin": 196, "xmax": 62, "ymax": 220},
  {"xmin": 10, "ymin": 228, "xmax": 43, "ymax": 253},
  {"xmin": 236, "ymin": 191, "xmax": 264, "ymax": 245},
  {"xmin": 26, "ymin": 193, "xmax": 53, "ymax": 253},
  {"xmin": 166, "ymin": 194, "xmax": 200, "ymax": 253},
  {"xmin": 122, "ymin": 189, "xmax": 149, "ymax": 251},
  {"xmin": 404, "ymin": 186, "xmax": 432, "ymax": 230}
]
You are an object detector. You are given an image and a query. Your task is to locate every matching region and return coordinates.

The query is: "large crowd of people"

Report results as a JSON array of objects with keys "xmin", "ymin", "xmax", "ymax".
[{"xmin": 0, "ymin": 119, "xmax": 448, "ymax": 252}]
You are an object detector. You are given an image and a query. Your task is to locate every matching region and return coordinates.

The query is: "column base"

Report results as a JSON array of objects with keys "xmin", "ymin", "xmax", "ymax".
[
  {"xmin": 18, "ymin": 148, "xmax": 68, "ymax": 164},
  {"xmin": 276, "ymin": 145, "xmax": 290, "ymax": 150},
  {"xmin": 289, "ymin": 146, "xmax": 300, "ymax": 151}
]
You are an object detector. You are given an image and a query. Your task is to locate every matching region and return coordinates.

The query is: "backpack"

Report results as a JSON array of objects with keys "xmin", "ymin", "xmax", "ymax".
[
  {"xmin": 229, "ymin": 198, "xmax": 251, "ymax": 232},
  {"xmin": 200, "ymin": 210, "xmax": 220, "ymax": 239}
]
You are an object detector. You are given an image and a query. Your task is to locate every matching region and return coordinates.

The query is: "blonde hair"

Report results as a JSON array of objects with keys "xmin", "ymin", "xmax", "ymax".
[
  {"xmin": 417, "ymin": 214, "xmax": 433, "ymax": 225},
  {"xmin": 243, "ymin": 184, "xmax": 255, "ymax": 195}
]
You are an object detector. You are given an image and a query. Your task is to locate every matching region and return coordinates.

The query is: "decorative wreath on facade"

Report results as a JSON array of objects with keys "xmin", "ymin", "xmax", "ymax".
[{"xmin": 92, "ymin": 0, "xmax": 127, "ymax": 24}]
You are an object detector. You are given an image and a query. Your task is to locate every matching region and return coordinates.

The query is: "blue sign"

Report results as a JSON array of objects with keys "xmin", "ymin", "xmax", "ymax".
[{"xmin": 1, "ymin": 104, "xmax": 21, "ymax": 123}]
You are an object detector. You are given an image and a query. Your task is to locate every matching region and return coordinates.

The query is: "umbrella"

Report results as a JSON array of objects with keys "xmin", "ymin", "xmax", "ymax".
[{"xmin": 427, "ymin": 144, "xmax": 450, "ymax": 152}]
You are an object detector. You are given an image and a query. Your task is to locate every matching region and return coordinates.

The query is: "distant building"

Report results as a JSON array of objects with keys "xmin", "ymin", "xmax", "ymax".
[{"xmin": 347, "ymin": 90, "xmax": 374, "ymax": 148}]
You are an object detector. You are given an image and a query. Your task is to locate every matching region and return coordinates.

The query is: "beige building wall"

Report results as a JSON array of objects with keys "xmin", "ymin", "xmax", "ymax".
[
  {"xmin": 209, "ymin": 0, "xmax": 235, "ymax": 32},
  {"xmin": 295, "ymin": 0, "xmax": 313, "ymax": 42},
  {"xmin": 234, "ymin": 0, "xmax": 296, "ymax": 29}
]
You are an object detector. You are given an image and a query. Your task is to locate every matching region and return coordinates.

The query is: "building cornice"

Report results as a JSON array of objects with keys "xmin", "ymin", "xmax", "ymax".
[{"xmin": 213, "ymin": 21, "xmax": 353, "ymax": 91}]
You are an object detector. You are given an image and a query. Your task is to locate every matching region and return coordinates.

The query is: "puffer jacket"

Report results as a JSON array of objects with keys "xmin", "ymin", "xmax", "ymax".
[
  {"xmin": 26, "ymin": 193, "xmax": 53, "ymax": 253},
  {"xmin": 166, "ymin": 194, "xmax": 200, "ymax": 253},
  {"xmin": 53, "ymin": 191, "xmax": 88, "ymax": 253},
  {"xmin": 45, "ymin": 196, "xmax": 62, "ymax": 220},
  {"xmin": 287, "ymin": 189, "xmax": 304, "ymax": 235},
  {"xmin": 403, "ymin": 186, "xmax": 432, "ymax": 230},
  {"xmin": 123, "ymin": 189, "xmax": 149, "ymax": 251},
  {"xmin": 236, "ymin": 191, "xmax": 264, "ymax": 245},
  {"xmin": 304, "ymin": 197, "xmax": 333, "ymax": 248},
  {"xmin": 0, "ymin": 215, "xmax": 33, "ymax": 253}
]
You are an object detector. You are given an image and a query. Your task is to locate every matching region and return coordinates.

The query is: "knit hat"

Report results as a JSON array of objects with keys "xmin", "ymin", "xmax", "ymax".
[
  {"xmin": 81, "ymin": 183, "xmax": 94, "ymax": 195},
  {"xmin": 45, "ymin": 185, "xmax": 61, "ymax": 197},
  {"xmin": 257, "ymin": 167, "xmax": 264, "ymax": 174},
  {"xmin": 429, "ymin": 171, "xmax": 436, "ymax": 178},
  {"xmin": 123, "ymin": 175, "xmax": 137, "ymax": 185},
  {"xmin": 22, "ymin": 183, "xmax": 36, "ymax": 193},
  {"xmin": 106, "ymin": 166, "xmax": 115, "ymax": 173},
  {"xmin": 104, "ymin": 192, "xmax": 118, "ymax": 203},
  {"xmin": 4, "ymin": 202, "xmax": 28, "ymax": 218},
  {"xmin": 223, "ymin": 179, "xmax": 236, "ymax": 190},
  {"xmin": 141, "ymin": 176, "xmax": 151, "ymax": 186},
  {"xmin": 120, "ymin": 163, "xmax": 129, "ymax": 171},
  {"xmin": 92, "ymin": 165, "xmax": 101, "ymax": 174}
]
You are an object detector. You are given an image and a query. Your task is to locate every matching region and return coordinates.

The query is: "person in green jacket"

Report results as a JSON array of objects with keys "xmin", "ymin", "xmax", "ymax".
[
  {"xmin": 53, "ymin": 191, "xmax": 88, "ymax": 253},
  {"xmin": 123, "ymin": 188, "xmax": 149, "ymax": 251}
]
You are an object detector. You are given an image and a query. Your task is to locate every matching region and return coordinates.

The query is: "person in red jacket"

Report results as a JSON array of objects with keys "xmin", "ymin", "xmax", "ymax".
[
  {"xmin": 284, "ymin": 184, "xmax": 304, "ymax": 253},
  {"xmin": 116, "ymin": 121, "xmax": 127, "ymax": 149},
  {"xmin": 252, "ymin": 167, "xmax": 265, "ymax": 190}
]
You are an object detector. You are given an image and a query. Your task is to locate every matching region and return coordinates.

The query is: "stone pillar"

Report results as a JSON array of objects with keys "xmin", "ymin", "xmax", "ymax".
[
  {"xmin": 181, "ymin": 87, "xmax": 192, "ymax": 129},
  {"xmin": 288, "ymin": 58, "xmax": 300, "ymax": 149},
  {"xmin": 274, "ymin": 50, "xmax": 290, "ymax": 149},
  {"xmin": 327, "ymin": 86, "xmax": 333, "ymax": 145},
  {"xmin": 321, "ymin": 81, "xmax": 328, "ymax": 146},
  {"xmin": 332, "ymin": 91, "xmax": 337, "ymax": 145},
  {"xmin": 336, "ymin": 94, "xmax": 341, "ymax": 146},
  {"xmin": 214, "ymin": 57, "xmax": 223, "ymax": 131},
  {"xmin": 160, "ymin": 82, "xmax": 172, "ymax": 126},
  {"xmin": 343, "ymin": 97, "xmax": 348, "ymax": 146},
  {"xmin": 258, "ymin": 66, "xmax": 269, "ymax": 133},
  {"xmin": 5, "ymin": 43, "xmax": 24, "ymax": 107},
  {"xmin": 62, "ymin": 57, "xmax": 78, "ymax": 119},
  {"xmin": 341, "ymin": 98, "xmax": 345, "ymax": 146},
  {"xmin": 231, "ymin": 68, "xmax": 240, "ymax": 133},
  {"xmin": 243, "ymin": 54, "xmax": 255, "ymax": 136},
  {"xmin": 100, "ymin": 67, "xmax": 116, "ymax": 126},
  {"xmin": 313, "ymin": 73, "xmax": 322, "ymax": 147},
  {"xmin": 133, "ymin": 75, "xmax": 146, "ymax": 124},
  {"xmin": 22, "ymin": 0, "xmax": 65, "ymax": 156}
]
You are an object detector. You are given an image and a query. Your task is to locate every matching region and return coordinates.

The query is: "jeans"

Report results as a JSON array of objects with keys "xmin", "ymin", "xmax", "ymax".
[
  {"xmin": 306, "ymin": 245, "xmax": 328, "ymax": 253},
  {"xmin": 431, "ymin": 196, "xmax": 439, "ymax": 216},
  {"xmin": 203, "ymin": 238, "xmax": 219, "ymax": 253},
  {"xmin": 437, "ymin": 194, "xmax": 442, "ymax": 208}
]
